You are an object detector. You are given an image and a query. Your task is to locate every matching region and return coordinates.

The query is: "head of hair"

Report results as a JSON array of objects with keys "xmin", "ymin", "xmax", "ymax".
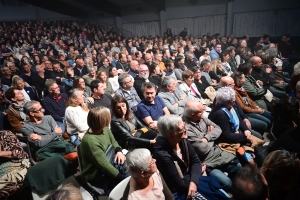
[
  {"xmin": 11, "ymin": 76, "xmax": 23, "ymax": 88},
  {"xmin": 231, "ymin": 71, "xmax": 245, "ymax": 85},
  {"xmin": 87, "ymin": 66, "xmax": 95, "ymax": 73},
  {"xmin": 72, "ymin": 77, "xmax": 84, "ymax": 89},
  {"xmin": 66, "ymin": 88, "xmax": 89, "ymax": 111},
  {"xmin": 46, "ymin": 184, "xmax": 83, "ymax": 200},
  {"xmin": 165, "ymin": 59, "xmax": 174, "ymax": 68},
  {"xmin": 161, "ymin": 76, "xmax": 175, "ymax": 89},
  {"xmin": 157, "ymin": 114, "xmax": 182, "ymax": 138},
  {"xmin": 23, "ymin": 100, "xmax": 40, "ymax": 115},
  {"xmin": 111, "ymin": 95, "xmax": 133, "ymax": 119},
  {"xmin": 5, "ymin": 87, "xmax": 18, "ymax": 101},
  {"xmin": 108, "ymin": 66, "xmax": 116, "ymax": 78},
  {"xmin": 90, "ymin": 79, "xmax": 101, "ymax": 92},
  {"xmin": 97, "ymin": 70, "xmax": 108, "ymax": 83},
  {"xmin": 261, "ymin": 54, "xmax": 272, "ymax": 65},
  {"xmin": 118, "ymin": 74, "xmax": 131, "ymax": 87},
  {"xmin": 148, "ymin": 63, "xmax": 158, "ymax": 75},
  {"xmin": 45, "ymin": 79, "xmax": 57, "ymax": 90},
  {"xmin": 87, "ymin": 107, "xmax": 111, "ymax": 132},
  {"xmin": 294, "ymin": 62, "xmax": 300, "ymax": 75},
  {"xmin": 220, "ymin": 50, "xmax": 230, "ymax": 62},
  {"xmin": 232, "ymin": 165, "xmax": 269, "ymax": 200},
  {"xmin": 236, "ymin": 46, "xmax": 246, "ymax": 55},
  {"xmin": 183, "ymin": 101, "xmax": 199, "ymax": 118},
  {"xmin": 141, "ymin": 82, "xmax": 156, "ymax": 93},
  {"xmin": 265, "ymin": 48, "xmax": 278, "ymax": 58},
  {"xmin": 191, "ymin": 66, "xmax": 201, "ymax": 74},
  {"xmin": 238, "ymin": 62, "xmax": 253, "ymax": 75},
  {"xmin": 261, "ymin": 150, "xmax": 300, "ymax": 192},
  {"xmin": 125, "ymin": 148, "xmax": 152, "ymax": 178},
  {"xmin": 216, "ymin": 86, "xmax": 235, "ymax": 105},
  {"xmin": 182, "ymin": 70, "xmax": 194, "ymax": 80},
  {"xmin": 200, "ymin": 59, "xmax": 211, "ymax": 68}
]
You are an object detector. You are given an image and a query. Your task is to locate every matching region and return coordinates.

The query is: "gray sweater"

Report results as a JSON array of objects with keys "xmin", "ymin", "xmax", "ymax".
[{"xmin": 21, "ymin": 115, "xmax": 61, "ymax": 148}]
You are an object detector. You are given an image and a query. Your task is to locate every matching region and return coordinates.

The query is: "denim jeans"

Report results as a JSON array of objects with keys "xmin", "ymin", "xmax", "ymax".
[
  {"xmin": 267, "ymin": 86, "xmax": 287, "ymax": 99},
  {"xmin": 248, "ymin": 117, "xmax": 267, "ymax": 135},
  {"xmin": 70, "ymin": 134, "xmax": 81, "ymax": 146},
  {"xmin": 245, "ymin": 110, "xmax": 272, "ymax": 127},
  {"xmin": 56, "ymin": 121, "xmax": 65, "ymax": 133},
  {"xmin": 208, "ymin": 163, "xmax": 242, "ymax": 191}
]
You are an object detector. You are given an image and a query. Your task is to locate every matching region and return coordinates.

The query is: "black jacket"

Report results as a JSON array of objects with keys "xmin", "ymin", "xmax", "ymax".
[
  {"xmin": 153, "ymin": 136, "xmax": 202, "ymax": 194},
  {"xmin": 110, "ymin": 116, "xmax": 151, "ymax": 148},
  {"xmin": 134, "ymin": 75, "xmax": 146, "ymax": 99},
  {"xmin": 74, "ymin": 65, "xmax": 88, "ymax": 77}
]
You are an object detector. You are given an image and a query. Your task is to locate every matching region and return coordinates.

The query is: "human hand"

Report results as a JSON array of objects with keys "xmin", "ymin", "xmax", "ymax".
[
  {"xmin": 244, "ymin": 119, "xmax": 251, "ymax": 129},
  {"xmin": 207, "ymin": 125, "xmax": 214, "ymax": 132},
  {"xmin": 114, "ymin": 152, "xmax": 126, "ymax": 165},
  {"xmin": 258, "ymin": 108, "xmax": 264, "ymax": 114},
  {"xmin": 86, "ymin": 97, "xmax": 94, "ymax": 104},
  {"xmin": 179, "ymin": 94, "xmax": 186, "ymax": 100},
  {"xmin": 187, "ymin": 182, "xmax": 197, "ymax": 199},
  {"xmin": 173, "ymin": 103, "xmax": 179, "ymax": 108},
  {"xmin": 150, "ymin": 138, "xmax": 156, "ymax": 144},
  {"xmin": 54, "ymin": 125, "xmax": 62, "ymax": 134},
  {"xmin": 244, "ymin": 130, "xmax": 252, "ymax": 140},
  {"xmin": 201, "ymin": 138, "xmax": 208, "ymax": 143},
  {"xmin": 30, "ymin": 134, "xmax": 42, "ymax": 141},
  {"xmin": 201, "ymin": 163, "xmax": 206, "ymax": 173}
]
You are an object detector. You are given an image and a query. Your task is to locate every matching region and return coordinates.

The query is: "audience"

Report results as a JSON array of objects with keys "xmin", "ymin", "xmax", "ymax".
[{"xmin": 0, "ymin": 20, "xmax": 299, "ymax": 199}]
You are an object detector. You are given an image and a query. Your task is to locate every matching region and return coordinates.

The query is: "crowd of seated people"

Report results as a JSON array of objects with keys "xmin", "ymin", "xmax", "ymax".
[{"xmin": 0, "ymin": 20, "xmax": 299, "ymax": 199}]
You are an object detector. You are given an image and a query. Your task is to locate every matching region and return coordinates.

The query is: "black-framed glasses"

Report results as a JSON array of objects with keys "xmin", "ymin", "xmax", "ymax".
[{"xmin": 32, "ymin": 108, "xmax": 45, "ymax": 113}]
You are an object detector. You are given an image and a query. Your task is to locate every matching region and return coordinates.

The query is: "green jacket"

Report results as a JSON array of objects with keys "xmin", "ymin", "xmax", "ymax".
[{"xmin": 80, "ymin": 127, "xmax": 121, "ymax": 181}]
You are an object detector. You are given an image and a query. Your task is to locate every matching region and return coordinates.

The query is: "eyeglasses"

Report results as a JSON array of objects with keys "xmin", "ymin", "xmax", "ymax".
[
  {"xmin": 32, "ymin": 107, "xmax": 45, "ymax": 113},
  {"xmin": 176, "ymin": 123, "xmax": 188, "ymax": 134}
]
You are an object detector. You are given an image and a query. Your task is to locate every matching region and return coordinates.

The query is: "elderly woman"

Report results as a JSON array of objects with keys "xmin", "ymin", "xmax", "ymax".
[
  {"xmin": 232, "ymin": 71, "xmax": 272, "ymax": 127},
  {"xmin": 72, "ymin": 77, "xmax": 94, "ymax": 104},
  {"xmin": 12, "ymin": 76, "xmax": 37, "ymax": 101},
  {"xmin": 65, "ymin": 88, "xmax": 89, "ymax": 146},
  {"xmin": 97, "ymin": 70, "xmax": 114, "ymax": 96},
  {"xmin": 178, "ymin": 70, "xmax": 211, "ymax": 116},
  {"xmin": 158, "ymin": 76, "xmax": 190, "ymax": 116},
  {"xmin": 82, "ymin": 66, "xmax": 97, "ymax": 86},
  {"xmin": 261, "ymin": 150, "xmax": 300, "ymax": 200},
  {"xmin": 110, "ymin": 95, "xmax": 156, "ymax": 149},
  {"xmin": 123, "ymin": 148, "xmax": 174, "ymax": 200},
  {"xmin": 208, "ymin": 87, "xmax": 253, "ymax": 144},
  {"xmin": 153, "ymin": 115, "xmax": 229, "ymax": 200},
  {"xmin": 81, "ymin": 107, "xmax": 127, "ymax": 194}
]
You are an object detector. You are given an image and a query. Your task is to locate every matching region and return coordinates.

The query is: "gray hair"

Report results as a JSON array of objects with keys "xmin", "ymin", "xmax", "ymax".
[
  {"xmin": 296, "ymin": 81, "xmax": 300, "ymax": 92},
  {"xmin": 125, "ymin": 148, "xmax": 152, "ymax": 178},
  {"xmin": 161, "ymin": 76, "xmax": 175, "ymax": 89},
  {"xmin": 118, "ymin": 74, "xmax": 131, "ymax": 86},
  {"xmin": 185, "ymin": 51, "xmax": 193, "ymax": 58},
  {"xmin": 216, "ymin": 87, "xmax": 235, "ymax": 105},
  {"xmin": 294, "ymin": 62, "xmax": 300, "ymax": 75},
  {"xmin": 157, "ymin": 115, "xmax": 182, "ymax": 138},
  {"xmin": 183, "ymin": 102, "xmax": 199, "ymax": 118},
  {"xmin": 45, "ymin": 79, "xmax": 57, "ymax": 90},
  {"xmin": 68, "ymin": 88, "xmax": 82, "ymax": 99},
  {"xmin": 141, "ymin": 82, "xmax": 156, "ymax": 93},
  {"xmin": 226, "ymin": 46, "xmax": 236, "ymax": 51},
  {"xmin": 87, "ymin": 66, "xmax": 95, "ymax": 73},
  {"xmin": 24, "ymin": 100, "xmax": 40, "ymax": 115},
  {"xmin": 265, "ymin": 48, "xmax": 278, "ymax": 58}
]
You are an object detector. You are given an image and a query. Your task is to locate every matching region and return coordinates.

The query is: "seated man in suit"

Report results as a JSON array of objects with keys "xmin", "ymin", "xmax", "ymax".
[
  {"xmin": 158, "ymin": 76, "xmax": 190, "ymax": 116},
  {"xmin": 184, "ymin": 100, "xmax": 241, "ymax": 191},
  {"xmin": 136, "ymin": 82, "xmax": 170, "ymax": 131}
]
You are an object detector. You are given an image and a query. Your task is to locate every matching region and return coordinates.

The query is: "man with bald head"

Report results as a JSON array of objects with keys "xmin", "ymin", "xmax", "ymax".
[
  {"xmin": 250, "ymin": 56, "xmax": 286, "ymax": 99},
  {"xmin": 183, "ymin": 100, "xmax": 241, "ymax": 191},
  {"xmin": 134, "ymin": 64, "xmax": 150, "ymax": 99},
  {"xmin": 144, "ymin": 53, "xmax": 154, "ymax": 68},
  {"xmin": 219, "ymin": 76, "xmax": 267, "ymax": 137},
  {"xmin": 129, "ymin": 60, "xmax": 139, "ymax": 78}
]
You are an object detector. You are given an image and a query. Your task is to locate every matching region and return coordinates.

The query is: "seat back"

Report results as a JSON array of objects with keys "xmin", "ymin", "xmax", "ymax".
[
  {"xmin": 77, "ymin": 143, "xmax": 83, "ymax": 173},
  {"xmin": 27, "ymin": 141, "xmax": 38, "ymax": 165},
  {"xmin": 109, "ymin": 176, "xmax": 131, "ymax": 200}
]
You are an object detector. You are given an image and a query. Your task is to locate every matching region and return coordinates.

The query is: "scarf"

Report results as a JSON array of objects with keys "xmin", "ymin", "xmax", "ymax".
[
  {"xmin": 11, "ymin": 102, "xmax": 27, "ymax": 121},
  {"xmin": 217, "ymin": 103, "xmax": 239, "ymax": 132},
  {"xmin": 234, "ymin": 86, "xmax": 248, "ymax": 97}
]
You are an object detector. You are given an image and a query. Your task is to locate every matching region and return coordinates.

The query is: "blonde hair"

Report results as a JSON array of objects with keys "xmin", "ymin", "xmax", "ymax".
[
  {"xmin": 67, "ymin": 88, "xmax": 89, "ymax": 112},
  {"xmin": 210, "ymin": 58, "xmax": 220, "ymax": 74},
  {"xmin": 46, "ymin": 184, "xmax": 83, "ymax": 200},
  {"xmin": 87, "ymin": 107, "xmax": 111, "ymax": 132}
]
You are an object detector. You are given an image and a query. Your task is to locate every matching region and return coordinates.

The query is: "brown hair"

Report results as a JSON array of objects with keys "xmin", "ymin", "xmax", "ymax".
[
  {"xmin": 87, "ymin": 107, "xmax": 111, "ymax": 132},
  {"xmin": 111, "ymin": 95, "xmax": 133, "ymax": 120},
  {"xmin": 182, "ymin": 70, "xmax": 194, "ymax": 80},
  {"xmin": 97, "ymin": 70, "xmax": 108, "ymax": 83},
  {"xmin": 72, "ymin": 77, "xmax": 85, "ymax": 89}
]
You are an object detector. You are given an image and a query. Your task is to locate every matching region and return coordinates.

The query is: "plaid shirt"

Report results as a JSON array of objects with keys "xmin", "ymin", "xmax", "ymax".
[{"xmin": 115, "ymin": 87, "xmax": 141, "ymax": 109}]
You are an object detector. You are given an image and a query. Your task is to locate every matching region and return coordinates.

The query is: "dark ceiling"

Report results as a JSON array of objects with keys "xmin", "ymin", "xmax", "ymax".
[{"xmin": 19, "ymin": 0, "xmax": 166, "ymax": 18}]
